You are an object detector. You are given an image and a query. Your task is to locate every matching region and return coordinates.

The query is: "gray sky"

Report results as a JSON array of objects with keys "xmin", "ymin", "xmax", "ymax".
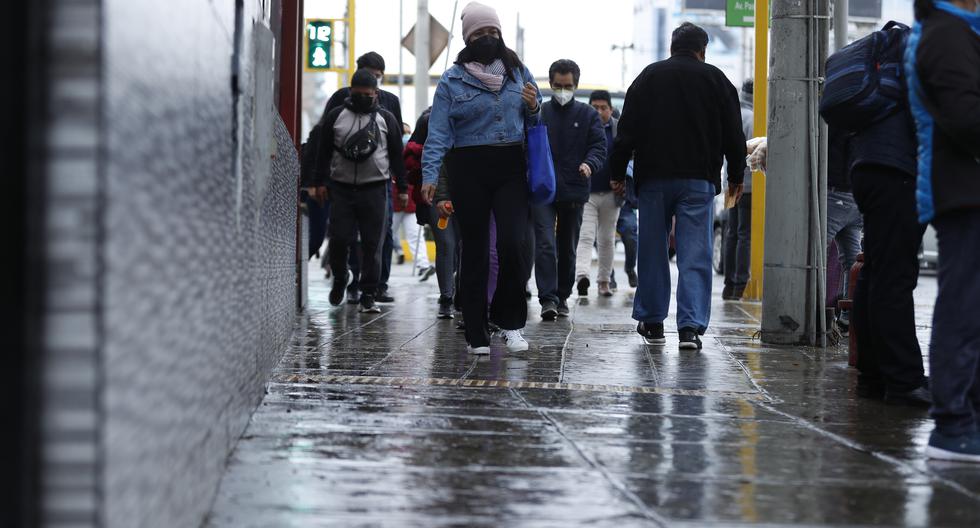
[{"xmin": 307, "ymin": 0, "xmax": 637, "ymax": 90}]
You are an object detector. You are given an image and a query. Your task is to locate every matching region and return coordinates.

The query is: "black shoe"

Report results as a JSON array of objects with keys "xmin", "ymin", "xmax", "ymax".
[
  {"xmin": 678, "ymin": 328, "xmax": 702, "ymax": 350},
  {"xmin": 733, "ymin": 286, "xmax": 746, "ymax": 300},
  {"xmin": 577, "ymin": 277, "xmax": 590, "ymax": 297},
  {"xmin": 437, "ymin": 296, "xmax": 454, "ymax": 319},
  {"xmin": 456, "ymin": 315, "xmax": 466, "ymax": 330},
  {"xmin": 359, "ymin": 294, "xmax": 381, "ymax": 314},
  {"xmin": 626, "ymin": 269, "xmax": 638, "ymax": 288},
  {"xmin": 419, "ymin": 265, "xmax": 436, "ymax": 282},
  {"xmin": 557, "ymin": 299, "xmax": 570, "ymax": 318},
  {"xmin": 722, "ymin": 285, "xmax": 735, "ymax": 300},
  {"xmin": 884, "ymin": 385, "xmax": 932, "ymax": 408},
  {"xmin": 397, "ymin": 254, "xmax": 405, "ymax": 265},
  {"xmin": 376, "ymin": 291, "xmax": 395, "ymax": 303},
  {"xmin": 541, "ymin": 300, "xmax": 558, "ymax": 321},
  {"xmin": 637, "ymin": 322, "xmax": 666, "ymax": 345},
  {"xmin": 346, "ymin": 287, "xmax": 361, "ymax": 305},
  {"xmin": 329, "ymin": 272, "xmax": 348, "ymax": 306},
  {"xmin": 856, "ymin": 377, "xmax": 886, "ymax": 399}
]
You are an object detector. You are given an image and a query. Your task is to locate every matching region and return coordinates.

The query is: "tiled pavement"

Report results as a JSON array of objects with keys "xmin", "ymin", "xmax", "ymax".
[{"xmin": 206, "ymin": 263, "xmax": 980, "ymax": 527}]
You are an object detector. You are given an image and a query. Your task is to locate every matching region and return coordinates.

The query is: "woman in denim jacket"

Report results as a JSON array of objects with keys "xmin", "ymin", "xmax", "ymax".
[{"xmin": 420, "ymin": 2, "xmax": 542, "ymax": 355}]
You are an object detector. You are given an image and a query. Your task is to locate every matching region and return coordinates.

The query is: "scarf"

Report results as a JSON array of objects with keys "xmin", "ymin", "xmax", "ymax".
[
  {"xmin": 463, "ymin": 59, "xmax": 507, "ymax": 93},
  {"xmin": 935, "ymin": 1, "xmax": 980, "ymax": 35}
]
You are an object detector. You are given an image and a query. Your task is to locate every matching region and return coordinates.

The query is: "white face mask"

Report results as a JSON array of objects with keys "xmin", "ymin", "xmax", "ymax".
[{"xmin": 554, "ymin": 89, "xmax": 574, "ymax": 106}]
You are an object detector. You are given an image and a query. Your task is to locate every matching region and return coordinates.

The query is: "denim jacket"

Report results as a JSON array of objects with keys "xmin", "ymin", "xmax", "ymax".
[{"xmin": 421, "ymin": 63, "xmax": 542, "ymax": 185}]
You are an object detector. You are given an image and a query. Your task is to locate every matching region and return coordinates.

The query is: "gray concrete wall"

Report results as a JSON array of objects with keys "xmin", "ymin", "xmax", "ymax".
[{"xmin": 38, "ymin": 0, "xmax": 299, "ymax": 526}]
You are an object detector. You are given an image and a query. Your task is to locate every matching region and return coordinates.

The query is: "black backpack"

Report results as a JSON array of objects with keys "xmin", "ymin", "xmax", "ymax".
[
  {"xmin": 300, "ymin": 123, "xmax": 323, "ymax": 186},
  {"xmin": 820, "ymin": 21, "xmax": 911, "ymax": 132}
]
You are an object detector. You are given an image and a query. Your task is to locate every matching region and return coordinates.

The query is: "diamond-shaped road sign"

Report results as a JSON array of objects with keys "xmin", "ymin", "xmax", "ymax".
[{"xmin": 401, "ymin": 15, "xmax": 450, "ymax": 68}]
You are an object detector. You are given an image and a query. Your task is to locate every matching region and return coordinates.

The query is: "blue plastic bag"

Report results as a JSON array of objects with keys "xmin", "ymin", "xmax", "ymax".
[{"xmin": 526, "ymin": 124, "xmax": 556, "ymax": 205}]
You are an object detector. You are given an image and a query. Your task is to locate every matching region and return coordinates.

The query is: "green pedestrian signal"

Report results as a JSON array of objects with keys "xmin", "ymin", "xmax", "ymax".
[{"xmin": 305, "ymin": 20, "xmax": 333, "ymax": 71}]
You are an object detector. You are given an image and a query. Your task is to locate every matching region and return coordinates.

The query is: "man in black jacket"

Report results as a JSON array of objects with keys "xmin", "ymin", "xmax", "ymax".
[
  {"xmin": 610, "ymin": 23, "xmax": 746, "ymax": 350},
  {"xmin": 322, "ymin": 51, "xmax": 403, "ymax": 304},
  {"xmin": 908, "ymin": 0, "xmax": 980, "ymax": 461},
  {"xmin": 305, "ymin": 69, "xmax": 407, "ymax": 314},
  {"xmin": 533, "ymin": 59, "xmax": 606, "ymax": 320}
]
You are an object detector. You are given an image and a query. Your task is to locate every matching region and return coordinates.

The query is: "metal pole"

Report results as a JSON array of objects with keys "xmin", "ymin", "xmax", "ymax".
[
  {"xmin": 347, "ymin": 0, "xmax": 356, "ymax": 85},
  {"xmin": 834, "ymin": 0, "xmax": 849, "ymax": 51},
  {"xmin": 761, "ymin": 0, "xmax": 812, "ymax": 344},
  {"xmin": 415, "ymin": 0, "xmax": 430, "ymax": 120},
  {"xmin": 446, "ymin": 0, "xmax": 460, "ymax": 71},
  {"xmin": 744, "ymin": 0, "xmax": 768, "ymax": 301},
  {"xmin": 398, "ymin": 0, "xmax": 404, "ymax": 103}
]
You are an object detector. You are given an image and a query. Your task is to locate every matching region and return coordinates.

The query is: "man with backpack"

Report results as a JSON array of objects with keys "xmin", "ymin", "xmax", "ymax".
[
  {"xmin": 310, "ymin": 69, "xmax": 407, "ymax": 314},
  {"xmin": 821, "ymin": 21, "xmax": 930, "ymax": 406},
  {"xmin": 323, "ymin": 52, "xmax": 403, "ymax": 304},
  {"xmin": 907, "ymin": 0, "xmax": 980, "ymax": 462}
]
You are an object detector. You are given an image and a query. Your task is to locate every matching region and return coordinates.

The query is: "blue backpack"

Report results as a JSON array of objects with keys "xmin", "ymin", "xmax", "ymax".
[{"xmin": 820, "ymin": 21, "xmax": 911, "ymax": 132}]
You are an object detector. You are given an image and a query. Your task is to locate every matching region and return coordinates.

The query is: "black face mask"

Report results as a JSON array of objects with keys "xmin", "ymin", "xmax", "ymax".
[
  {"xmin": 350, "ymin": 93, "xmax": 375, "ymax": 113},
  {"xmin": 467, "ymin": 35, "xmax": 500, "ymax": 64}
]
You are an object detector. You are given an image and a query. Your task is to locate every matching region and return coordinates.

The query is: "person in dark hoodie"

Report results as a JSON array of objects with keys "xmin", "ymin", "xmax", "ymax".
[
  {"xmin": 533, "ymin": 59, "xmax": 606, "ymax": 320},
  {"xmin": 311, "ymin": 69, "xmax": 407, "ymax": 314},
  {"xmin": 907, "ymin": 0, "xmax": 980, "ymax": 462},
  {"xmin": 610, "ymin": 22, "xmax": 746, "ymax": 350},
  {"xmin": 323, "ymin": 52, "xmax": 402, "ymax": 304}
]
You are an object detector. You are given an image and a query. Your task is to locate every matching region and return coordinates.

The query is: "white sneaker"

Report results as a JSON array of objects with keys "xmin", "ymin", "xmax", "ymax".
[
  {"xmin": 499, "ymin": 330, "xmax": 529, "ymax": 352},
  {"xmin": 467, "ymin": 345, "xmax": 490, "ymax": 355}
]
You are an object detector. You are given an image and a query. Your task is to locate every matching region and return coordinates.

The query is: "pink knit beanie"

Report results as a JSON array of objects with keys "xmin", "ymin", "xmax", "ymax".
[{"xmin": 461, "ymin": 2, "xmax": 502, "ymax": 43}]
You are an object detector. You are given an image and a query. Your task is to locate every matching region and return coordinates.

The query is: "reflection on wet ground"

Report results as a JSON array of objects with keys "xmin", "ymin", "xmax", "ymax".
[{"xmin": 207, "ymin": 265, "xmax": 980, "ymax": 526}]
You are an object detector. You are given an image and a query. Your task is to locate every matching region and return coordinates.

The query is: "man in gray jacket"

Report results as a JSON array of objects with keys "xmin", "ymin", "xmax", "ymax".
[{"xmin": 312, "ymin": 69, "xmax": 407, "ymax": 313}]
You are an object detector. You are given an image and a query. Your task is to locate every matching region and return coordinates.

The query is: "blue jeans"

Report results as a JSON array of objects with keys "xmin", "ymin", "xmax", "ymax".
[
  {"xmin": 827, "ymin": 190, "xmax": 863, "ymax": 306},
  {"xmin": 533, "ymin": 201, "xmax": 584, "ymax": 304},
  {"xmin": 635, "ymin": 179, "xmax": 715, "ymax": 333},
  {"xmin": 617, "ymin": 206, "xmax": 638, "ymax": 273}
]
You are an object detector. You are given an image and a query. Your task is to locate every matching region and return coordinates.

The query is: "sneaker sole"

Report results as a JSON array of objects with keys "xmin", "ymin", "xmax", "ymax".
[
  {"xmin": 926, "ymin": 445, "xmax": 980, "ymax": 463},
  {"xmin": 556, "ymin": 311, "xmax": 570, "ymax": 318},
  {"xmin": 678, "ymin": 342, "xmax": 701, "ymax": 350},
  {"xmin": 360, "ymin": 308, "xmax": 381, "ymax": 314},
  {"xmin": 642, "ymin": 337, "xmax": 667, "ymax": 346},
  {"xmin": 505, "ymin": 344, "xmax": 529, "ymax": 352},
  {"xmin": 437, "ymin": 313, "xmax": 454, "ymax": 320},
  {"xmin": 468, "ymin": 347, "xmax": 491, "ymax": 355}
]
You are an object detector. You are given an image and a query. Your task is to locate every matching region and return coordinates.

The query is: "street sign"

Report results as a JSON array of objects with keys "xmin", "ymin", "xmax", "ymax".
[
  {"xmin": 401, "ymin": 14, "xmax": 450, "ymax": 69},
  {"xmin": 726, "ymin": 0, "xmax": 754, "ymax": 27},
  {"xmin": 305, "ymin": 19, "xmax": 333, "ymax": 71}
]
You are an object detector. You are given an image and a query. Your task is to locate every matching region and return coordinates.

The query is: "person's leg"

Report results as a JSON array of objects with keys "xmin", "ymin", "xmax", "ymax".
[
  {"xmin": 595, "ymin": 193, "xmax": 621, "ymax": 284},
  {"xmin": 633, "ymin": 181, "xmax": 672, "ymax": 324},
  {"xmin": 327, "ymin": 187, "xmax": 356, "ymax": 287},
  {"xmin": 489, "ymin": 167, "xmax": 531, "ymax": 332},
  {"xmin": 488, "ymin": 214, "xmax": 498, "ymax": 303},
  {"xmin": 734, "ymin": 193, "xmax": 752, "ymax": 289},
  {"xmin": 378, "ymin": 193, "xmax": 395, "ymax": 293},
  {"xmin": 411, "ymin": 221, "xmax": 431, "ymax": 270},
  {"xmin": 555, "ymin": 201, "xmax": 585, "ymax": 301},
  {"xmin": 851, "ymin": 176, "xmax": 882, "ymax": 383},
  {"xmin": 533, "ymin": 203, "xmax": 559, "ymax": 306},
  {"xmin": 347, "ymin": 231, "xmax": 361, "ymax": 294},
  {"xmin": 354, "ymin": 184, "xmax": 389, "ymax": 297},
  {"xmin": 391, "ymin": 211, "xmax": 406, "ymax": 258},
  {"xmin": 854, "ymin": 167, "xmax": 927, "ymax": 392},
  {"xmin": 930, "ymin": 210, "xmax": 980, "ymax": 436},
  {"xmin": 673, "ymin": 180, "xmax": 716, "ymax": 334},
  {"xmin": 576, "ymin": 195, "xmax": 600, "ymax": 282},
  {"xmin": 618, "ymin": 208, "xmax": 638, "ymax": 275},
  {"xmin": 449, "ymin": 152, "xmax": 494, "ymax": 347},
  {"xmin": 723, "ymin": 203, "xmax": 740, "ymax": 288},
  {"xmin": 834, "ymin": 195, "xmax": 863, "ymax": 322},
  {"xmin": 430, "ymin": 204, "xmax": 457, "ymax": 299}
]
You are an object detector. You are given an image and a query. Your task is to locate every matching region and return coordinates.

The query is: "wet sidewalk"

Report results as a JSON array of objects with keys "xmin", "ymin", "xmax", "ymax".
[{"xmin": 207, "ymin": 264, "xmax": 980, "ymax": 527}]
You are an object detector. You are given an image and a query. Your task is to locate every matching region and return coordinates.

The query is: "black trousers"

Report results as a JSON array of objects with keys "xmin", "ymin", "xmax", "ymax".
[
  {"xmin": 533, "ymin": 200, "xmax": 585, "ymax": 304},
  {"xmin": 851, "ymin": 165, "xmax": 927, "ymax": 391},
  {"xmin": 328, "ymin": 181, "xmax": 388, "ymax": 297},
  {"xmin": 724, "ymin": 192, "xmax": 752, "ymax": 288},
  {"xmin": 448, "ymin": 145, "xmax": 531, "ymax": 348},
  {"xmin": 930, "ymin": 209, "xmax": 980, "ymax": 436}
]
